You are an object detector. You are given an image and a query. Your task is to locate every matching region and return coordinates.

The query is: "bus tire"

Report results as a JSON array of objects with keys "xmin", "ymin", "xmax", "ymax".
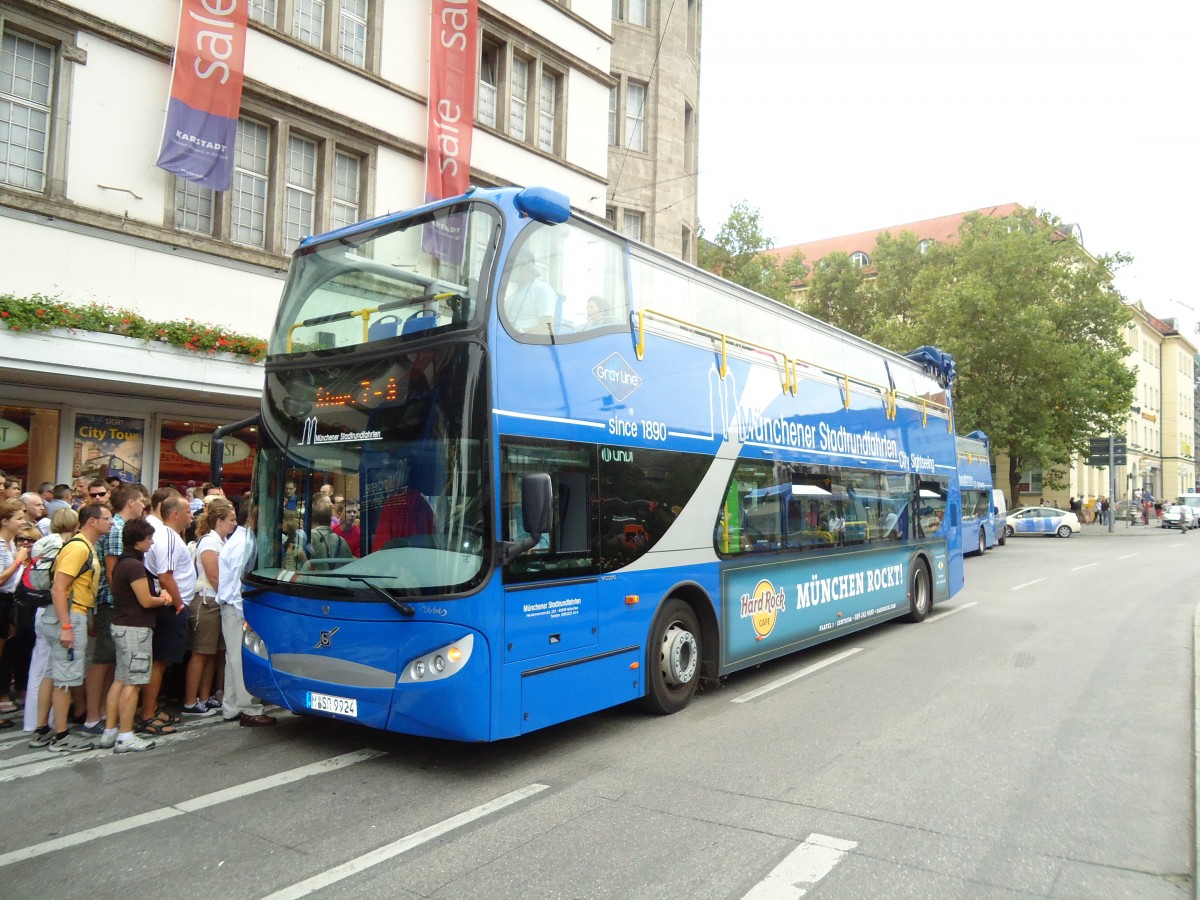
[
  {"xmin": 640, "ymin": 598, "xmax": 701, "ymax": 715},
  {"xmin": 906, "ymin": 559, "xmax": 931, "ymax": 623},
  {"xmin": 977, "ymin": 528, "xmax": 986, "ymax": 556}
]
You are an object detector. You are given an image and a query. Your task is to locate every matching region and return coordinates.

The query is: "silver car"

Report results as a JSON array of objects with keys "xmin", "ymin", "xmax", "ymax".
[{"xmin": 1162, "ymin": 504, "xmax": 1196, "ymax": 531}]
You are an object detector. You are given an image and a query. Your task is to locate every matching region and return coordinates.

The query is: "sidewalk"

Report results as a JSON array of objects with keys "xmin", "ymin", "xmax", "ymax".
[{"xmin": 1077, "ymin": 519, "xmax": 1185, "ymax": 537}]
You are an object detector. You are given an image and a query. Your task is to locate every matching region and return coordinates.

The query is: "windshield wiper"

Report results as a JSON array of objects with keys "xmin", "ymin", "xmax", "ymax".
[{"xmin": 298, "ymin": 571, "xmax": 415, "ymax": 617}]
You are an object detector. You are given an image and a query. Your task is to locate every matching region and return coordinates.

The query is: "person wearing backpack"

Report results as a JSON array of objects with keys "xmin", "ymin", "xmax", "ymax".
[
  {"xmin": 22, "ymin": 508, "xmax": 78, "ymax": 734},
  {"xmin": 27, "ymin": 504, "xmax": 112, "ymax": 752}
]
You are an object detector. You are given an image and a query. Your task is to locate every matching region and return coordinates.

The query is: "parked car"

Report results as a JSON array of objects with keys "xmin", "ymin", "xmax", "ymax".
[
  {"xmin": 1004, "ymin": 506, "xmax": 1080, "ymax": 538},
  {"xmin": 1162, "ymin": 504, "xmax": 1196, "ymax": 531}
]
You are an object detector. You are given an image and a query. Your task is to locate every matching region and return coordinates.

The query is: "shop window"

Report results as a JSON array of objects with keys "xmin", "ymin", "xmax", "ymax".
[
  {"xmin": 0, "ymin": 406, "xmax": 60, "ymax": 490},
  {"xmin": 159, "ymin": 419, "xmax": 259, "ymax": 498}
]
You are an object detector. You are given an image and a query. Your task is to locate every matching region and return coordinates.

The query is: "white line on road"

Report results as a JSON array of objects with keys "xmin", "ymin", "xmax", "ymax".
[
  {"xmin": 928, "ymin": 601, "xmax": 978, "ymax": 621},
  {"xmin": 1011, "ymin": 578, "xmax": 1046, "ymax": 591},
  {"xmin": 1118, "ymin": 553, "xmax": 1139, "ymax": 559},
  {"xmin": 732, "ymin": 649, "xmax": 862, "ymax": 704},
  {"xmin": 0, "ymin": 748, "xmax": 384, "ymax": 868},
  {"xmin": 263, "ymin": 782, "xmax": 551, "ymax": 900},
  {"xmin": 741, "ymin": 833, "xmax": 858, "ymax": 899},
  {"xmin": 1070, "ymin": 563, "xmax": 1099, "ymax": 571}
]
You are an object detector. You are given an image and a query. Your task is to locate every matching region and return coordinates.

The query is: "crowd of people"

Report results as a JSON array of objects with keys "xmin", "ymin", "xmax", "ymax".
[{"xmin": 0, "ymin": 471, "xmax": 275, "ymax": 755}]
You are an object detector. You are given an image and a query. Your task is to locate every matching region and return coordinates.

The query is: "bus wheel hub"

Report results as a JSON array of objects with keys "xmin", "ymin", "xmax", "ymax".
[{"xmin": 661, "ymin": 625, "xmax": 698, "ymax": 686}]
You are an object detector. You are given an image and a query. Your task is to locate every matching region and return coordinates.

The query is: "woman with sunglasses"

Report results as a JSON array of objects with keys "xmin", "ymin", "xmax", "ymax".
[
  {"xmin": 0, "ymin": 498, "xmax": 31, "ymax": 727},
  {"xmin": 0, "ymin": 526, "xmax": 43, "ymax": 717}
]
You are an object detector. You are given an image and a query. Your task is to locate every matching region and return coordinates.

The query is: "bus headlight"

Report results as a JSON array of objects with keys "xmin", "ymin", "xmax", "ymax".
[
  {"xmin": 399, "ymin": 633, "xmax": 474, "ymax": 684},
  {"xmin": 243, "ymin": 623, "xmax": 269, "ymax": 659}
]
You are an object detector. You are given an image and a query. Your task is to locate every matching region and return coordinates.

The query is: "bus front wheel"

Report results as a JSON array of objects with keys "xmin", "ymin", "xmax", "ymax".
[
  {"xmin": 641, "ymin": 599, "xmax": 701, "ymax": 715},
  {"xmin": 906, "ymin": 560, "xmax": 931, "ymax": 623}
]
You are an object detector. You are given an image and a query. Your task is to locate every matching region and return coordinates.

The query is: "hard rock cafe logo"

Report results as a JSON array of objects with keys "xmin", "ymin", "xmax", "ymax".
[{"xmin": 739, "ymin": 578, "xmax": 787, "ymax": 641}]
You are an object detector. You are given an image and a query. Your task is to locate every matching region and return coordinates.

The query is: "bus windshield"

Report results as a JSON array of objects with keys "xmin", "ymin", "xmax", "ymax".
[
  {"xmin": 270, "ymin": 201, "xmax": 500, "ymax": 355},
  {"xmin": 252, "ymin": 343, "xmax": 489, "ymax": 597}
]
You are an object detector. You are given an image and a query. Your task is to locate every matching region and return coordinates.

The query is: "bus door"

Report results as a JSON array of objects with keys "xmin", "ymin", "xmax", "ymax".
[{"xmin": 499, "ymin": 439, "xmax": 616, "ymax": 733}]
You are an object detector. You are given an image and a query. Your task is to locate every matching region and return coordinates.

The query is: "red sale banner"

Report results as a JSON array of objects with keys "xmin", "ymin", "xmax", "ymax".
[
  {"xmin": 423, "ymin": 0, "xmax": 478, "ymax": 261},
  {"xmin": 155, "ymin": 0, "xmax": 249, "ymax": 190}
]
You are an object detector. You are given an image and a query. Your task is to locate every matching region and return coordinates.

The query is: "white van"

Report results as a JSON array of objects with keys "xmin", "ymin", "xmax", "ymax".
[
  {"xmin": 1175, "ymin": 495, "xmax": 1200, "ymax": 529},
  {"xmin": 992, "ymin": 489, "xmax": 1008, "ymax": 545}
]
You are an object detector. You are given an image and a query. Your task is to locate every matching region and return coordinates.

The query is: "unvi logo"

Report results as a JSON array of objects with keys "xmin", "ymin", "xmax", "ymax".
[
  {"xmin": 592, "ymin": 353, "xmax": 642, "ymax": 402},
  {"xmin": 739, "ymin": 579, "xmax": 787, "ymax": 641}
]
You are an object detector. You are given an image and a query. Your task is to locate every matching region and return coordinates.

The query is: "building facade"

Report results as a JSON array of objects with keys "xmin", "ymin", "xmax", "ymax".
[
  {"xmin": 1068, "ymin": 304, "xmax": 1197, "ymax": 509},
  {"xmin": 605, "ymin": 0, "xmax": 700, "ymax": 263},
  {"xmin": 1, "ymin": 1, "xmax": 696, "ymax": 493}
]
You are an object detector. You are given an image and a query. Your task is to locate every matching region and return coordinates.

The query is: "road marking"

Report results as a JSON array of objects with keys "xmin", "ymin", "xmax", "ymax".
[
  {"xmin": 1170, "ymin": 543, "xmax": 1185, "ymax": 548},
  {"xmin": 1011, "ymin": 578, "xmax": 1046, "ymax": 591},
  {"xmin": 741, "ymin": 833, "xmax": 857, "ymax": 899},
  {"xmin": 1070, "ymin": 563, "xmax": 1098, "ymax": 571},
  {"xmin": 0, "ymin": 748, "xmax": 383, "ymax": 868},
  {"xmin": 1118, "ymin": 553, "xmax": 1138, "ymax": 560},
  {"xmin": 732, "ymin": 649, "xmax": 862, "ymax": 704},
  {"xmin": 928, "ymin": 601, "xmax": 977, "ymax": 621},
  {"xmin": 263, "ymin": 782, "xmax": 551, "ymax": 899}
]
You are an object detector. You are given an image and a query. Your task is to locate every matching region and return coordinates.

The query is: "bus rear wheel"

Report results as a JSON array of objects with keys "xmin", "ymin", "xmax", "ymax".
[
  {"xmin": 641, "ymin": 599, "xmax": 701, "ymax": 715},
  {"xmin": 906, "ymin": 560, "xmax": 931, "ymax": 623},
  {"xmin": 977, "ymin": 529, "xmax": 986, "ymax": 555}
]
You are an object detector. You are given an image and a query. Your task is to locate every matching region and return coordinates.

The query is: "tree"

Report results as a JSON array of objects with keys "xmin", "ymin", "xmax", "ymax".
[
  {"xmin": 906, "ymin": 208, "xmax": 1135, "ymax": 501},
  {"xmin": 801, "ymin": 252, "xmax": 865, "ymax": 331},
  {"xmin": 698, "ymin": 202, "xmax": 806, "ymax": 302}
]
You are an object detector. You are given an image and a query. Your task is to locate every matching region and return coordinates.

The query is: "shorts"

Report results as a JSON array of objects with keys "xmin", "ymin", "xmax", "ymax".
[
  {"xmin": 38, "ymin": 608, "xmax": 89, "ymax": 688},
  {"xmin": 188, "ymin": 597, "xmax": 222, "ymax": 655},
  {"xmin": 0, "ymin": 591, "xmax": 13, "ymax": 633},
  {"xmin": 89, "ymin": 604, "xmax": 116, "ymax": 666},
  {"xmin": 112, "ymin": 624, "xmax": 153, "ymax": 686},
  {"xmin": 153, "ymin": 604, "xmax": 188, "ymax": 664}
]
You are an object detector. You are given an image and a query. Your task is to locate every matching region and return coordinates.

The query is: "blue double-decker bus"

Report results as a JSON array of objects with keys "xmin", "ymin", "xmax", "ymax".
[
  {"xmin": 216, "ymin": 186, "xmax": 963, "ymax": 741},
  {"xmin": 957, "ymin": 430, "xmax": 998, "ymax": 554}
]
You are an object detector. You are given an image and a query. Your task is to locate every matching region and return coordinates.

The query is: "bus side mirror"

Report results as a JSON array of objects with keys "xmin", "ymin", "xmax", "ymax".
[
  {"xmin": 522, "ymin": 473, "xmax": 553, "ymax": 536},
  {"xmin": 497, "ymin": 473, "xmax": 553, "ymax": 566}
]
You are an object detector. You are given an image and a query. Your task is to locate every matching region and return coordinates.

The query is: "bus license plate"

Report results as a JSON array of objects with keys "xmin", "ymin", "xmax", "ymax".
[{"xmin": 306, "ymin": 692, "xmax": 358, "ymax": 717}]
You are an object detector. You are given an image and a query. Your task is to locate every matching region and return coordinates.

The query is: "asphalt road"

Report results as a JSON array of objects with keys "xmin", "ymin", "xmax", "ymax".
[{"xmin": 0, "ymin": 521, "xmax": 1194, "ymax": 899}]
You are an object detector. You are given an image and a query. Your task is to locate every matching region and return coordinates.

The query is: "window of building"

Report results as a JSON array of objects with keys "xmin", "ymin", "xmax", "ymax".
[
  {"xmin": 173, "ymin": 114, "xmax": 368, "ymax": 256},
  {"xmin": 608, "ymin": 86, "xmax": 619, "ymax": 147},
  {"xmin": 686, "ymin": 0, "xmax": 698, "ymax": 54},
  {"xmin": 627, "ymin": 0, "xmax": 649, "ymax": 26},
  {"xmin": 509, "ymin": 55, "xmax": 529, "ymax": 141},
  {"xmin": 622, "ymin": 210, "xmax": 644, "ymax": 242},
  {"xmin": 918, "ymin": 239, "xmax": 934, "ymax": 254},
  {"xmin": 681, "ymin": 225, "xmax": 692, "ymax": 262},
  {"xmin": 0, "ymin": 30, "xmax": 54, "ymax": 192},
  {"xmin": 284, "ymin": 134, "xmax": 318, "ymax": 253},
  {"xmin": 683, "ymin": 102, "xmax": 696, "ymax": 173},
  {"xmin": 479, "ymin": 40, "xmax": 500, "ymax": 128},
  {"xmin": 850, "ymin": 251, "xmax": 870, "ymax": 267},
  {"xmin": 625, "ymin": 80, "xmax": 646, "ymax": 152},
  {"xmin": 476, "ymin": 34, "xmax": 564, "ymax": 156},
  {"xmin": 252, "ymin": 0, "xmax": 373, "ymax": 69},
  {"xmin": 537, "ymin": 71, "xmax": 558, "ymax": 153},
  {"xmin": 249, "ymin": 1, "xmax": 278, "ymax": 26}
]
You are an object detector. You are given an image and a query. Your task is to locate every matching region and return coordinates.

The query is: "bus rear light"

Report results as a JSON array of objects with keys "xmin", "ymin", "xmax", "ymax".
[
  {"xmin": 399, "ymin": 633, "xmax": 475, "ymax": 684},
  {"xmin": 625, "ymin": 595, "xmax": 639, "ymax": 605}
]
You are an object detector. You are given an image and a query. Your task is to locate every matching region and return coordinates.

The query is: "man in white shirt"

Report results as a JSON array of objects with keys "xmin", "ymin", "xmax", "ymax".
[
  {"xmin": 140, "ymin": 491, "xmax": 193, "ymax": 732},
  {"xmin": 217, "ymin": 498, "xmax": 275, "ymax": 726},
  {"xmin": 505, "ymin": 249, "xmax": 558, "ymax": 333}
]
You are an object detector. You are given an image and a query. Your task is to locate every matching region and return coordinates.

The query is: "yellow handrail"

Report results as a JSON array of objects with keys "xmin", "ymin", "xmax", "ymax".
[{"xmin": 634, "ymin": 306, "xmax": 953, "ymax": 426}]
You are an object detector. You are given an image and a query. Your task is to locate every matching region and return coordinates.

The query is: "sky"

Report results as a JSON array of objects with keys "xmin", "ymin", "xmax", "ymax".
[{"xmin": 696, "ymin": 0, "xmax": 1199, "ymax": 336}]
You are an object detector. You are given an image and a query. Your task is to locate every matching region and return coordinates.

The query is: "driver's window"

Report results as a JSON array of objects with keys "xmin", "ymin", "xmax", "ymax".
[{"xmin": 500, "ymin": 438, "xmax": 598, "ymax": 583}]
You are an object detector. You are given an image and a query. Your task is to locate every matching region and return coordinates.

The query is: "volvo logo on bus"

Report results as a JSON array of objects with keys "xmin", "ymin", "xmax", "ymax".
[{"xmin": 592, "ymin": 353, "xmax": 642, "ymax": 402}]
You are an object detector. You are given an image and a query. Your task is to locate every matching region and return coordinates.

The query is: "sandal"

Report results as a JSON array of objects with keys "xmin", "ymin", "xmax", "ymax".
[
  {"xmin": 0, "ymin": 700, "xmax": 17, "ymax": 713},
  {"xmin": 0, "ymin": 718, "xmax": 14, "ymax": 729},
  {"xmin": 135, "ymin": 717, "xmax": 177, "ymax": 736},
  {"xmin": 151, "ymin": 708, "xmax": 182, "ymax": 727}
]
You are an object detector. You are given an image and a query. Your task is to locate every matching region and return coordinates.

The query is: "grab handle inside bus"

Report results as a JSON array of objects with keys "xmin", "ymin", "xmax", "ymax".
[
  {"xmin": 210, "ymin": 415, "xmax": 261, "ymax": 487},
  {"xmin": 497, "ymin": 473, "xmax": 553, "ymax": 566}
]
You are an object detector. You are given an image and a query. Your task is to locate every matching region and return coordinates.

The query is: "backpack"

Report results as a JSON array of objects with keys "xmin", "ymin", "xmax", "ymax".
[{"xmin": 15, "ymin": 537, "xmax": 94, "ymax": 610}]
